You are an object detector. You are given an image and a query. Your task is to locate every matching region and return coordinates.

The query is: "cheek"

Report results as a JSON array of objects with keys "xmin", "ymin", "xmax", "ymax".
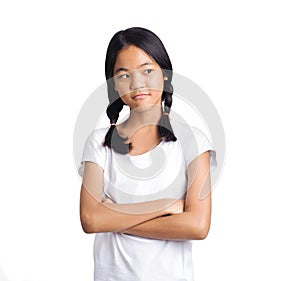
[
  {"xmin": 114, "ymin": 81, "xmax": 131, "ymax": 97},
  {"xmin": 146, "ymin": 74, "xmax": 164, "ymax": 92}
]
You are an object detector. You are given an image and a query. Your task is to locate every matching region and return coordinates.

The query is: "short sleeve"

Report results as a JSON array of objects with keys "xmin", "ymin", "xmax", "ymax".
[
  {"xmin": 183, "ymin": 126, "xmax": 217, "ymax": 168},
  {"xmin": 77, "ymin": 129, "xmax": 108, "ymax": 177}
]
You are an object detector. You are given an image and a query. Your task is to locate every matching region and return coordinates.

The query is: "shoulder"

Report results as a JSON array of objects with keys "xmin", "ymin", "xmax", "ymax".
[
  {"xmin": 79, "ymin": 127, "xmax": 110, "ymax": 176},
  {"xmin": 82, "ymin": 127, "xmax": 110, "ymax": 155},
  {"xmin": 170, "ymin": 119, "xmax": 208, "ymax": 141},
  {"xmin": 86, "ymin": 126, "xmax": 110, "ymax": 144},
  {"xmin": 93, "ymin": 126, "xmax": 110, "ymax": 136},
  {"xmin": 170, "ymin": 118, "xmax": 215, "ymax": 166}
]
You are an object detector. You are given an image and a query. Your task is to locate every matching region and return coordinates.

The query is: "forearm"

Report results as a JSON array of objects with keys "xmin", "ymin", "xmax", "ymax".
[
  {"xmin": 122, "ymin": 211, "xmax": 210, "ymax": 241},
  {"xmin": 101, "ymin": 198, "xmax": 179, "ymax": 215},
  {"xmin": 88, "ymin": 207, "xmax": 165, "ymax": 234},
  {"xmin": 80, "ymin": 186, "xmax": 178, "ymax": 233}
]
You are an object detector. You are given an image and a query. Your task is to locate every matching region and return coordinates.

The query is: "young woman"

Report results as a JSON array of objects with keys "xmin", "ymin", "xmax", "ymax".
[{"xmin": 79, "ymin": 27, "xmax": 217, "ymax": 281}]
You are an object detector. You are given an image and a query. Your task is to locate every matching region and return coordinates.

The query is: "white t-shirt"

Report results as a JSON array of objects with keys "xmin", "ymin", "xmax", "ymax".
[{"xmin": 78, "ymin": 119, "xmax": 217, "ymax": 281}]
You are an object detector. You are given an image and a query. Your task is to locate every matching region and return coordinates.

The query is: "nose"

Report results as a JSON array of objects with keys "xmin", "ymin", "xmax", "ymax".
[{"xmin": 130, "ymin": 70, "xmax": 145, "ymax": 90}]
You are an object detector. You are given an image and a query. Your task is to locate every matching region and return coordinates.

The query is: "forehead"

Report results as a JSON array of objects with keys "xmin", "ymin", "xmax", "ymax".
[{"xmin": 114, "ymin": 45, "xmax": 159, "ymax": 71}]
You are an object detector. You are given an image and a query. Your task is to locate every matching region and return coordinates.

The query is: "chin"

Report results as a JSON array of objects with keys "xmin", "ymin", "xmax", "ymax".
[{"xmin": 131, "ymin": 103, "xmax": 159, "ymax": 112}]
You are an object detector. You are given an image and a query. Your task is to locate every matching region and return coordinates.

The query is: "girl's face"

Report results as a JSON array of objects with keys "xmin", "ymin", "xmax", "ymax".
[{"xmin": 113, "ymin": 45, "xmax": 167, "ymax": 111}]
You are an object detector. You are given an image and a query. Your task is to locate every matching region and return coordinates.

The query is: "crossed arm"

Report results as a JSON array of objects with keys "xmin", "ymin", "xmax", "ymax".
[{"xmin": 79, "ymin": 151, "xmax": 212, "ymax": 241}]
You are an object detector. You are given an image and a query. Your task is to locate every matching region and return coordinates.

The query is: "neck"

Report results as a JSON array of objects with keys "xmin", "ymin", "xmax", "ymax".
[{"xmin": 126, "ymin": 105, "xmax": 163, "ymax": 129}]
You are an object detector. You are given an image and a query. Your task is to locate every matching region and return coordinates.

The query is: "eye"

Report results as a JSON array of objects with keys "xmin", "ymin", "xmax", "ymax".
[
  {"xmin": 118, "ymin": 73, "xmax": 129, "ymax": 79},
  {"xmin": 144, "ymin": 69, "xmax": 153, "ymax": 74}
]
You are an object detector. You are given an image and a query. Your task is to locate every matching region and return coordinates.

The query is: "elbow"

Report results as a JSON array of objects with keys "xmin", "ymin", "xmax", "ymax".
[
  {"xmin": 80, "ymin": 211, "xmax": 96, "ymax": 234},
  {"xmin": 192, "ymin": 219, "xmax": 211, "ymax": 240}
]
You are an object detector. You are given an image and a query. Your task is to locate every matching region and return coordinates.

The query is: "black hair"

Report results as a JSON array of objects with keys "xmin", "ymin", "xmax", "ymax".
[{"xmin": 103, "ymin": 27, "xmax": 177, "ymax": 154}]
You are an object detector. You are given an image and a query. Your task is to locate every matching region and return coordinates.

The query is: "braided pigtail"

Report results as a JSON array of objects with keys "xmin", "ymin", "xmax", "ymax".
[
  {"xmin": 103, "ymin": 97, "xmax": 132, "ymax": 154},
  {"xmin": 158, "ymin": 79, "xmax": 177, "ymax": 141}
]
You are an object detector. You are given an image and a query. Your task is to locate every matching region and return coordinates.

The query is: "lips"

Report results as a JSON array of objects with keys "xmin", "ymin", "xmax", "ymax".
[{"xmin": 132, "ymin": 93, "xmax": 150, "ymax": 99}]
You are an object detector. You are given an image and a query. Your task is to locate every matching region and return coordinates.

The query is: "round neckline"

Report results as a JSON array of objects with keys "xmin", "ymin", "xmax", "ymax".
[
  {"xmin": 126, "ymin": 139, "xmax": 164, "ymax": 157},
  {"xmin": 109, "ymin": 124, "xmax": 164, "ymax": 158}
]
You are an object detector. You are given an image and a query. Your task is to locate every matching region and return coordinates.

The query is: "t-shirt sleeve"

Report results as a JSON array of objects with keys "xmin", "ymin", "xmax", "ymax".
[
  {"xmin": 184, "ymin": 126, "xmax": 217, "ymax": 168},
  {"xmin": 77, "ymin": 129, "xmax": 107, "ymax": 177}
]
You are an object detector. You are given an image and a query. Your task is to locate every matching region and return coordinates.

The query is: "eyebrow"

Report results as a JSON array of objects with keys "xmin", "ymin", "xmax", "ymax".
[{"xmin": 114, "ymin": 62, "xmax": 154, "ymax": 74}]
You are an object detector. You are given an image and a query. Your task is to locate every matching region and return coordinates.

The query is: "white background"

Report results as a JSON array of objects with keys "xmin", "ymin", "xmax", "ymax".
[{"xmin": 1, "ymin": 0, "xmax": 299, "ymax": 280}]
